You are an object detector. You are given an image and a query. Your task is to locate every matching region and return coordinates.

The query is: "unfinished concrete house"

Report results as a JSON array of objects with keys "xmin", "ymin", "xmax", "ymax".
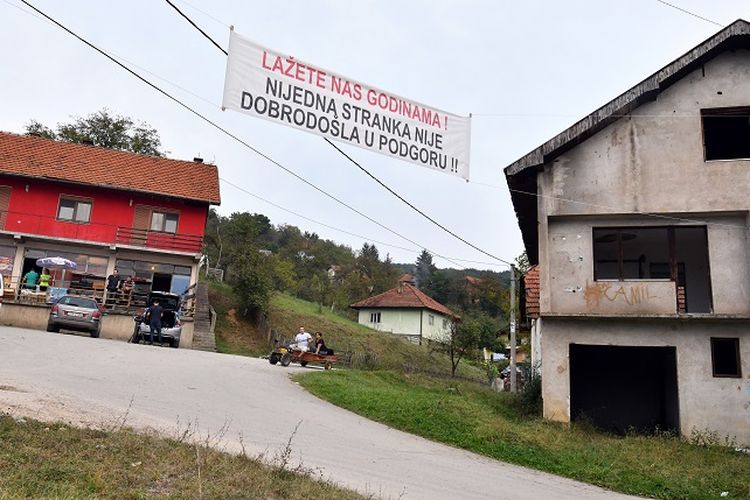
[{"xmin": 506, "ymin": 20, "xmax": 750, "ymax": 444}]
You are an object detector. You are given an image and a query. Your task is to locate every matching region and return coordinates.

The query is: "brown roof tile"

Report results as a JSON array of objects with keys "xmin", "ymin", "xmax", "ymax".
[
  {"xmin": 398, "ymin": 273, "xmax": 415, "ymax": 284},
  {"xmin": 0, "ymin": 131, "xmax": 220, "ymax": 204},
  {"xmin": 351, "ymin": 283, "xmax": 457, "ymax": 318},
  {"xmin": 525, "ymin": 265, "xmax": 540, "ymax": 319}
]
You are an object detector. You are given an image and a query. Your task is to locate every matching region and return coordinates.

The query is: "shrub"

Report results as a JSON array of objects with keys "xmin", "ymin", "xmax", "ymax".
[{"xmin": 519, "ymin": 374, "xmax": 542, "ymax": 416}]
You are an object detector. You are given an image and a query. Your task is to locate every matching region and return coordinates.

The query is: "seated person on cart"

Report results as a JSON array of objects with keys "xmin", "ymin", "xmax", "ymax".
[
  {"xmin": 290, "ymin": 326, "xmax": 313, "ymax": 352},
  {"xmin": 314, "ymin": 332, "xmax": 333, "ymax": 356}
]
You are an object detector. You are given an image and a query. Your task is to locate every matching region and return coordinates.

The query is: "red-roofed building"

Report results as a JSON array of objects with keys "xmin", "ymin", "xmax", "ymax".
[
  {"xmin": 350, "ymin": 282, "xmax": 457, "ymax": 344},
  {"xmin": 397, "ymin": 273, "xmax": 415, "ymax": 285},
  {"xmin": 0, "ymin": 131, "xmax": 220, "ymax": 332}
]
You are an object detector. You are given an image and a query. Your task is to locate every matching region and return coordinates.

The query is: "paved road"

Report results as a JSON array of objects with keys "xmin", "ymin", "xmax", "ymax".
[{"xmin": 0, "ymin": 327, "xmax": 638, "ymax": 499}]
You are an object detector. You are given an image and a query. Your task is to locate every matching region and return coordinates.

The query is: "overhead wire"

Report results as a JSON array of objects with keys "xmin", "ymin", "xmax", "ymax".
[
  {"xmin": 164, "ymin": 0, "xmax": 227, "ymax": 55},
  {"xmin": 469, "ymin": 181, "xmax": 750, "ymax": 231},
  {"xmin": 653, "ymin": 0, "xmax": 724, "ymax": 27},
  {"xmin": 159, "ymin": 0, "xmax": 746, "ymax": 256},
  {"xmin": 16, "ymin": 0, "xmax": 473, "ymax": 270},
  {"xmin": 161, "ymin": 0, "xmax": 515, "ymax": 268},
  {"xmin": 174, "ymin": 0, "xmax": 231, "ymax": 28}
]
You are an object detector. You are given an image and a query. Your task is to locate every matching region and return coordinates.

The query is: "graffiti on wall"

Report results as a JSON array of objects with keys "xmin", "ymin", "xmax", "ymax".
[{"xmin": 584, "ymin": 281, "xmax": 658, "ymax": 309}]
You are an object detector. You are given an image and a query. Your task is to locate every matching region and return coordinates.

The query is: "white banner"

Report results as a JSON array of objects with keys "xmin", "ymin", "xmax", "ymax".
[{"xmin": 222, "ymin": 31, "xmax": 471, "ymax": 180}]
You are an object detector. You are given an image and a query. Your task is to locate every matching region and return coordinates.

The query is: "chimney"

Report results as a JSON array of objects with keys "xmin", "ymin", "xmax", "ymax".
[{"xmin": 193, "ymin": 157, "xmax": 204, "ymax": 163}]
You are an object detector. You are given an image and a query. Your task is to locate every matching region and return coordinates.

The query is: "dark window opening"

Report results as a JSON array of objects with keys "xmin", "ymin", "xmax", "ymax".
[
  {"xmin": 593, "ymin": 227, "xmax": 712, "ymax": 313},
  {"xmin": 370, "ymin": 312, "xmax": 381, "ymax": 323},
  {"xmin": 703, "ymin": 107, "xmax": 750, "ymax": 160},
  {"xmin": 711, "ymin": 338, "xmax": 741, "ymax": 378},
  {"xmin": 570, "ymin": 344, "xmax": 679, "ymax": 434},
  {"xmin": 151, "ymin": 273, "xmax": 172, "ymax": 293}
]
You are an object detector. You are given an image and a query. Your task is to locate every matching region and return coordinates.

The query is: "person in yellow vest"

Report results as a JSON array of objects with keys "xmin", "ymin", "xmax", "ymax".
[{"xmin": 38, "ymin": 268, "xmax": 52, "ymax": 291}]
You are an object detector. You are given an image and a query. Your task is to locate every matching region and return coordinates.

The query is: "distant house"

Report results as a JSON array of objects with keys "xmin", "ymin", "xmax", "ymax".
[
  {"xmin": 398, "ymin": 273, "xmax": 416, "ymax": 285},
  {"xmin": 350, "ymin": 281, "xmax": 457, "ymax": 344},
  {"xmin": 506, "ymin": 20, "xmax": 750, "ymax": 442}
]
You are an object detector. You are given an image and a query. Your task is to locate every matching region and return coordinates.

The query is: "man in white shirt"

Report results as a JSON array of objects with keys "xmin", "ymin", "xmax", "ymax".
[{"xmin": 292, "ymin": 326, "xmax": 313, "ymax": 352}]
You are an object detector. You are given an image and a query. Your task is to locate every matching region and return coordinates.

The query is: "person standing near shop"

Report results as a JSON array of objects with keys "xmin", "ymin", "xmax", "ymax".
[
  {"xmin": 23, "ymin": 268, "xmax": 39, "ymax": 290},
  {"xmin": 38, "ymin": 268, "xmax": 51, "ymax": 291},
  {"xmin": 105, "ymin": 268, "xmax": 121, "ymax": 300}
]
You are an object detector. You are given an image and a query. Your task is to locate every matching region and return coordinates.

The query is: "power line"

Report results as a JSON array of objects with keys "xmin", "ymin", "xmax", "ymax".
[
  {"xmin": 221, "ymin": 178, "xmax": 509, "ymax": 267},
  {"xmin": 323, "ymin": 139, "xmax": 514, "ymax": 266},
  {"xmin": 164, "ymin": 0, "xmax": 227, "ymax": 55},
  {"xmin": 3, "ymin": 0, "xmax": 221, "ymax": 110},
  {"xmin": 469, "ymin": 181, "xmax": 750, "ymax": 231},
  {"xmin": 162, "ymin": 0, "xmax": 513, "ymax": 268},
  {"xmin": 219, "ymin": 178, "xmax": 416, "ymax": 253},
  {"xmin": 174, "ymin": 0, "xmax": 230, "ymax": 28},
  {"xmin": 473, "ymin": 112, "xmax": 750, "ymax": 118},
  {"xmin": 654, "ymin": 0, "xmax": 724, "ymax": 27},
  {"xmin": 17, "ymin": 0, "xmax": 475, "ymax": 271}
]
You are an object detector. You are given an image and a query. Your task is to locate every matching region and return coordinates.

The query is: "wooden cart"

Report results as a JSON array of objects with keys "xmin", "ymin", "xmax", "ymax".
[{"xmin": 269, "ymin": 346, "xmax": 336, "ymax": 370}]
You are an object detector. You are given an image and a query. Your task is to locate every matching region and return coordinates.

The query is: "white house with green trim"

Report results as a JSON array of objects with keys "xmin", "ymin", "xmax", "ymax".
[{"xmin": 350, "ymin": 279, "xmax": 457, "ymax": 344}]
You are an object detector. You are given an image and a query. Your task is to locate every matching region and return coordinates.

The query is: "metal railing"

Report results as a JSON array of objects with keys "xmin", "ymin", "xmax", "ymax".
[
  {"xmin": 0, "ymin": 210, "xmax": 203, "ymax": 254},
  {"xmin": 115, "ymin": 227, "xmax": 203, "ymax": 253}
]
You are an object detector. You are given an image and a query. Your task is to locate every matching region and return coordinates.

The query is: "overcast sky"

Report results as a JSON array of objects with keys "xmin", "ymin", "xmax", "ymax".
[{"xmin": 1, "ymin": 0, "xmax": 747, "ymax": 270}]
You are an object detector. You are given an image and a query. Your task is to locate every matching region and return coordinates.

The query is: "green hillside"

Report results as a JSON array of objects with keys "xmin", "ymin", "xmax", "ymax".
[{"xmin": 209, "ymin": 282, "xmax": 484, "ymax": 380}]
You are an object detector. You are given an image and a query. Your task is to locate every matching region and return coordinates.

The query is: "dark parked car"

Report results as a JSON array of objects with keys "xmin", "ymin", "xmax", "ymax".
[
  {"xmin": 47, "ymin": 295, "xmax": 102, "ymax": 337},
  {"xmin": 131, "ymin": 291, "xmax": 182, "ymax": 348}
]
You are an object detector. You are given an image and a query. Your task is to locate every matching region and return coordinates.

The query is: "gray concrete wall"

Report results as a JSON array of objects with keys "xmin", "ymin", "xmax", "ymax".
[
  {"xmin": 0, "ymin": 303, "xmax": 193, "ymax": 347},
  {"xmin": 541, "ymin": 318, "xmax": 750, "ymax": 445},
  {"xmin": 533, "ymin": 50, "xmax": 750, "ymax": 442},
  {"xmin": 542, "ymin": 216, "xmax": 750, "ymax": 315},
  {"xmin": 539, "ymin": 50, "xmax": 750, "ymax": 219},
  {"xmin": 537, "ymin": 50, "xmax": 750, "ymax": 316}
]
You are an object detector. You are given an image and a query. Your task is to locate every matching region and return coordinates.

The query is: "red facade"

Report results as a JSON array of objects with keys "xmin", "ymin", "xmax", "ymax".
[{"xmin": 0, "ymin": 175, "xmax": 208, "ymax": 254}]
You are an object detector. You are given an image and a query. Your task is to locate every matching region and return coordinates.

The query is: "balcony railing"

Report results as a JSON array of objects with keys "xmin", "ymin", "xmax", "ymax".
[
  {"xmin": 115, "ymin": 227, "xmax": 203, "ymax": 253},
  {"xmin": 0, "ymin": 210, "xmax": 203, "ymax": 254}
]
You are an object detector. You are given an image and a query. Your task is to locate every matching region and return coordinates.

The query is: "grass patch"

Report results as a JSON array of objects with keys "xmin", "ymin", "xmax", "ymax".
[
  {"xmin": 209, "ymin": 284, "xmax": 484, "ymax": 380},
  {"xmin": 0, "ymin": 414, "xmax": 363, "ymax": 499},
  {"xmin": 296, "ymin": 370, "xmax": 749, "ymax": 499}
]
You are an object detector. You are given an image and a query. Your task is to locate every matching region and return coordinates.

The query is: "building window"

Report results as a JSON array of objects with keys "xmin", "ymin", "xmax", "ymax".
[
  {"xmin": 442, "ymin": 318, "xmax": 448, "ymax": 329},
  {"xmin": 702, "ymin": 107, "xmax": 750, "ymax": 160},
  {"xmin": 593, "ymin": 226, "xmax": 712, "ymax": 313},
  {"xmin": 150, "ymin": 211, "xmax": 179, "ymax": 233},
  {"xmin": 57, "ymin": 197, "xmax": 91, "ymax": 223},
  {"xmin": 369, "ymin": 312, "xmax": 381, "ymax": 324},
  {"xmin": 711, "ymin": 338, "xmax": 741, "ymax": 378},
  {"xmin": 428, "ymin": 314, "xmax": 434, "ymax": 325}
]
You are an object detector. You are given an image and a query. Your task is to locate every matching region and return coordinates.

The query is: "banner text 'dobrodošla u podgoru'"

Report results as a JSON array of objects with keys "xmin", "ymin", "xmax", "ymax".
[{"xmin": 222, "ymin": 31, "xmax": 471, "ymax": 180}]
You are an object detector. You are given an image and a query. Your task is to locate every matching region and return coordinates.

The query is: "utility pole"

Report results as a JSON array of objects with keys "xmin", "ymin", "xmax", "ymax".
[{"xmin": 509, "ymin": 264, "xmax": 517, "ymax": 393}]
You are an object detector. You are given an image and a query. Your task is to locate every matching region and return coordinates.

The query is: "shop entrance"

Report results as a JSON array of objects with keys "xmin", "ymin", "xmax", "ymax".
[
  {"xmin": 151, "ymin": 273, "xmax": 172, "ymax": 292},
  {"xmin": 570, "ymin": 344, "xmax": 679, "ymax": 434}
]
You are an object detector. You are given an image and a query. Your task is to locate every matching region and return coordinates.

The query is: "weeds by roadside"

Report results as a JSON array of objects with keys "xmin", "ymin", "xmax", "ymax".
[{"xmin": 0, "ymin": 413, "xmax": 363, "ymax": 499}]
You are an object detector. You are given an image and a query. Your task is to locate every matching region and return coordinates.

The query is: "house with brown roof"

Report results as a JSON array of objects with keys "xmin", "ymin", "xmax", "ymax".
[
  {"xmin": 0, "ymin": 131, "xmax": 220, "ymax": 346},
  {"xmin": 505, "ymin": 20, "xmax": 750, "ymax": 443},
  {"xmin": 350, "ymin": 282, "xmax": 457, "ymax": 344}
]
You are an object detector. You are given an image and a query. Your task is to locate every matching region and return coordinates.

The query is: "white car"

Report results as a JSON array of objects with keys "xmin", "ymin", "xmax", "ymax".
[{"xmin": 132, "ymin": 291, "xmax": 182, "ymax": 348}]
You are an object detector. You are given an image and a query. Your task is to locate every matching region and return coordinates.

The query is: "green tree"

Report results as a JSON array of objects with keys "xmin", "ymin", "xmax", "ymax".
[
  {"xmin": 25, "ymin": 109, "xmax": 164, "ymax": 156},
  {"xmin": 232, "ymin": 245, "xmax": 273, "ymax": 320},
  {"xmin": 415, "ymin": 250, "xmax": 435, "ymax": 289},
  {"xmin": 441, "ymin": 319, "xmax": 481, "ymax": 377}
]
